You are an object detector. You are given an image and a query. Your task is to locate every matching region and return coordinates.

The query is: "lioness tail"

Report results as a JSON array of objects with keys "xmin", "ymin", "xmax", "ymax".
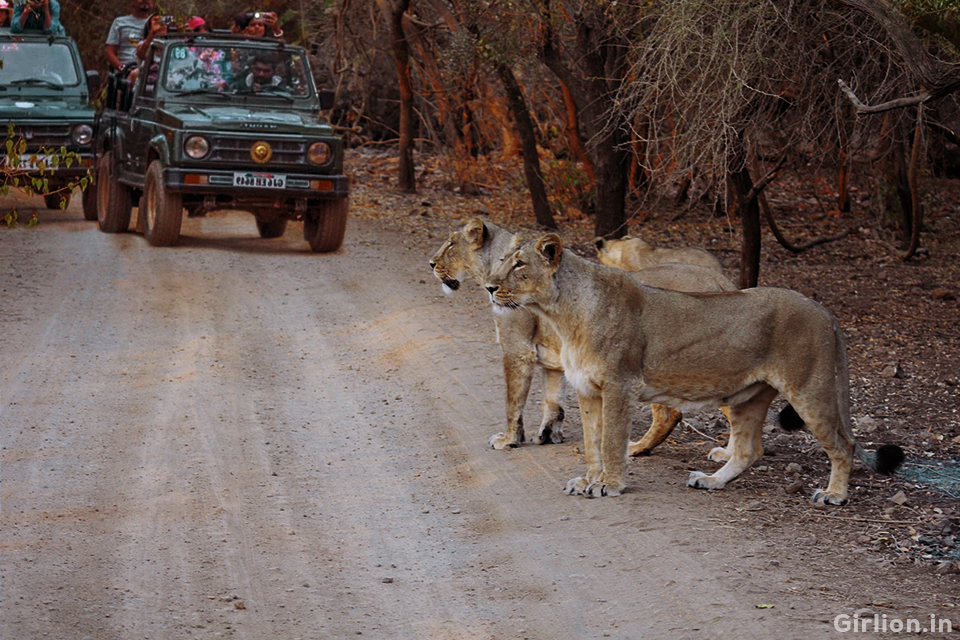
[{"xmin": 776, "ymin": 405, "xmax": 905, "ymax": 476}]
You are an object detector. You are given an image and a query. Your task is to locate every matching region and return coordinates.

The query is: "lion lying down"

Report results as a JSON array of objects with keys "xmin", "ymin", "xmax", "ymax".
[
  {"xmin": 594, "ymin": 235, "xmax": 725, "ymax": 274},
  {"xmin": 484, "ymin": 233, "xmax": 904, "ymax": 506},
  {"xmin": 429, "ymin": 218, "xmax": 735, "ymax": 455}
]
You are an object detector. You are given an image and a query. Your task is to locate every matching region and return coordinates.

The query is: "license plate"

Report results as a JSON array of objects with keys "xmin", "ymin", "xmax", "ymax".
[
  {"xmin": 234, "ymin": 172, "xmax": 286, "ymax": 188},
  {"xmin": 1, "ymin": 155, "xmax": 49, "ymax": 171}
]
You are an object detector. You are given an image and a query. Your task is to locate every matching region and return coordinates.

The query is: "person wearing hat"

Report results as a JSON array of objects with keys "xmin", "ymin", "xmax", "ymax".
[
  {"xmin": 0, "ymin": 1, "xmax": 13, "ymax": 27},
  {"xmin": 10, "ymin": 0, "xmax": 66, "ymax": 35},
  {"xmin": 186, "ymin": 15, "xmax": 210, "ymax": 32}
]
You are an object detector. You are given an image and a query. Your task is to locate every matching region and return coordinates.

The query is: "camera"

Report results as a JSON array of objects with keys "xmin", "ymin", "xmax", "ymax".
[{"xmin": 161, "ymin": 15, "xmax": 174, "ymax": 25}]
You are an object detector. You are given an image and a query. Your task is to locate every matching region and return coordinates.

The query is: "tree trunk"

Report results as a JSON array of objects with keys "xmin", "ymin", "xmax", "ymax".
[
  {"xmin": 538, "ymin": 6, "xmax": 629, "ymax": 239},
  {"xmin": 377, "ymin": 0, "xmax": 416, "ymax": 193},
  {"xmin": 728, "ymin": 135, "xmax": 761, "ymax": 289},
  {"xmin": 496, "ymin": 64, "xmax": 557, "ymax": 229}
]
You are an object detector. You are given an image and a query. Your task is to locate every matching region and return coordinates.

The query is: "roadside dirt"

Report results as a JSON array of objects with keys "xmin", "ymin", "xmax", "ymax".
[{"xmin": 2, "ymin": 156, "xmax": 959, "ymax": 639}]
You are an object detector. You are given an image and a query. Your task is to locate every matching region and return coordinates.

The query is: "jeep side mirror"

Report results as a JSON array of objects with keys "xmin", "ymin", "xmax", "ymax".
[
  {"xmin": 86, "ymin": 70, "xmax": 102, "ymax": 97},
  {"xmin": 319, "ymin": 88, "xmax": 335, "ymax": 111}
]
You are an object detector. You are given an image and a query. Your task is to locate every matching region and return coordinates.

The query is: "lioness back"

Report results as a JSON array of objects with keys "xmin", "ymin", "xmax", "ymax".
[{"xmin": 595, "ymin": 235, "xmax": 725, "ymax": 274}]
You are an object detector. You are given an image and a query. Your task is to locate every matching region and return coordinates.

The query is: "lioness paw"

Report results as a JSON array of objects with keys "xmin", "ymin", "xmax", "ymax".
[
  {"xmin": 585, "ymin": 481, "xmax": 622, "ymax": 498},
  {"xmin": 564, "ymin": 477, "xmax": 590, "ymax": 495},
  {"xmin": 489, "ymin": 432, "xmax": 521, "ymax": 449},
  {"xmin": 811, "ymin": 489, "xmax": 848, "ymax": 507},
  {"xmin": 532, "ymin": 425, "xmax": 564, "ymax": 445},
  {"xmin": 707, "ymin": 446, "xmax": 731, "ymax": 463},
  {"xmin": 687, "ymin": 471, "xmax": 726, "ymax": 490}
]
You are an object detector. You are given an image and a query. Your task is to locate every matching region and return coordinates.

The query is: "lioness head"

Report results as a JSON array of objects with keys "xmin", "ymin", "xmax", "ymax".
[
  {"xmin": 593, "ymin": 235, "xmax": 653, "ymax": 270},
  {"xmin": 429, "ymin": 218, "xmax": 489, "ymax": 292},
  {"xmin": 485, "ymin": 234, "xmax": 563, "ymax": 312}
]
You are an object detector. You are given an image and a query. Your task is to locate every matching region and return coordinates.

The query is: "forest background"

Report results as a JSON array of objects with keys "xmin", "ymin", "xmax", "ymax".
[{"xmin": 52, "ymin": 0, "xmax": 960, "ymax": 286}]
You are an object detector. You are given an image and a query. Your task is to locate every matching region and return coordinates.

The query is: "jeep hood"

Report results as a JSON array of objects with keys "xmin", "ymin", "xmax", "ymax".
[
  {"xmin": 0, "ymin": 96, "xmax": 95, "ymax": 119},
  {"xmin": 161, "ymin": 105, "xmax": 331, "ymax": 134}
]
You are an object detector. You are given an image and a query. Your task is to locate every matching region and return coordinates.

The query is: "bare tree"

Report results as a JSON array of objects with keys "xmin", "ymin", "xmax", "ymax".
[{"xmin": 613, "ymin": 0, "xmax": 912, "ymax": 287}]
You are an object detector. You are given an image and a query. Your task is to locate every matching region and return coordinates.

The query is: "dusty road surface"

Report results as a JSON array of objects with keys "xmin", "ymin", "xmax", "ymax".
[{"xmin": 2, "ymin": 192, "xmax": 956, "ymax": 640}]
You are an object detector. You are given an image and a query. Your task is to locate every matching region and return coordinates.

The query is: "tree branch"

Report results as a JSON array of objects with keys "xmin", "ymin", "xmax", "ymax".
[{"xmin": 837, "ymin": 79, "xmax": 930, "ymax": 114}]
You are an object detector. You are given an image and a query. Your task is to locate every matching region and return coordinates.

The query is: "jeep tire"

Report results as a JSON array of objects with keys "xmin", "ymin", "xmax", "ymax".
[
  {"xmin": 44, "ymin": 192, "xmax": 71, "ymax": 210},
  {"xmin": 81, "ymin": 182, "xmax": 97, "ymax": 221},
  {"xmin": 143, "ymin": 160, "xmax": 183, "ymax": 247},
  {"xmin": 97, "ymin": 151, "xmax": 133, "ymax": 233},
  {"xmin": 304, "ymin": 197, "xmax": 348, "ymax": 253},
  {"xmin": 256, "ymin": 218, "xmax": 288, "ymax": 239}
]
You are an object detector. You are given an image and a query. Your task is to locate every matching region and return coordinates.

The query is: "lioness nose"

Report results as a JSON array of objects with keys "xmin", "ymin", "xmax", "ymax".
[
  {"xmin": 429, "ymin": 260, "xmax": 436, "ymax": 268},
  {"xmin": 485, "ymin": 285, "xmax": 498, "ymax": 294}
]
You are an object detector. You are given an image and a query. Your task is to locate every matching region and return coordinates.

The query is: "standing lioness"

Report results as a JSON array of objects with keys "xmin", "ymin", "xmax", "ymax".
[
  {"xmin": 484, "ymin": 234, "xmax": 903, "ymax": 505},
  {"xmin": 429, "ymin": 218, "xmax": 736, "ymax": 453}
]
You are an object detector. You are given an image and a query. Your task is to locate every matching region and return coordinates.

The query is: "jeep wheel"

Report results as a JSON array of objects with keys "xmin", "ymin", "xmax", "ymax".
[
  {"xmin": 256, "ymin": 219, "xmax": 288, "ymax": 239},
  {"xmin": 97, "ymin": 151, "xmax": 133, "ymax": 233},
  {"xmin": 44, "ymin": 192, "xmax": 71, "ymax": 210},
  {"xmin": 81, "ymin": 183, "xmax": 97, "ymax": 221},
  {"xmin": 143, "ymin": 160, "xmax": 183, "ymax": 247},
  {"xmin": 303, "ymin": 198, "xmax": 348, "ymax": 253}
]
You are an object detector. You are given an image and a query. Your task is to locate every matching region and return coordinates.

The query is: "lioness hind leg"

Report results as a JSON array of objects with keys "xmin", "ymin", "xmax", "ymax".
[
  {"xmin": 688, "ymin": 388, "xmax": 776, "ymax": 491},
  {"xmin": 533, "ymin": 366, "xmax": 565, "ymax": 445},
  {"xmin": 706, "ymin": 406, "xmax": 735, "ymax": 462},
  {"xmin": 489, "ymin": 350, "xmax": 536, "ymax": 449},
  {"xmin": 799, "ymin": 402, "xmax": 855, "ymax": 506},
  {"xmin": 628, "ymin": 404, "xmax": 683, "ymax": 456}
]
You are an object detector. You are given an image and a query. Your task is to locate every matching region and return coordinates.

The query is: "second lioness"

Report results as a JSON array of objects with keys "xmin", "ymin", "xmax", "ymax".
[
  {"xmin": 484, "ymin": 234, "xmax": 903, "ymax": 505},
  {"xmin": 429, "ymin": 218, "xmax": 735, "ymax": 453}
]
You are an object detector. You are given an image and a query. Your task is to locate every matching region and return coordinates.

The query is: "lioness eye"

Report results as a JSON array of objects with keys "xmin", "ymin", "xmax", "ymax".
[{"xmin": 513, "ymin": 260, "xmax": 525, "ymax": 269}]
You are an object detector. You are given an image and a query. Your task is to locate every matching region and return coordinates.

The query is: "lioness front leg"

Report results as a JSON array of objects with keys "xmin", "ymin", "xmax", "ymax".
[
  {"xmin": 532, "ymin": 366, "xmax": 565, "ymax": 445},
  {"xmin": 564, "ymin": 393, "xmax": 604, "ymax": 496},
  {"xmin": 688, "ymin": 388, "xmax": 776, "ymax": 491},
  {"xmin": 489, "ymin": 350, "xmax": 536, "ymax": 449}
]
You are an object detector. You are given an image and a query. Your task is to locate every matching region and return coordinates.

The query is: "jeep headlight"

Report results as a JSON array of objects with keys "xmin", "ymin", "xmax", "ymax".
[
  {"xmin": 307, "ymin": 141, "xmax": 332, "ymax": 166},
  {"xmin": 184, "ymin": 135, "xmax": 210, "ymax": 160},
  {"xmin": 71, "ymin": 124, "xmax": 93, "ymax": 146}
]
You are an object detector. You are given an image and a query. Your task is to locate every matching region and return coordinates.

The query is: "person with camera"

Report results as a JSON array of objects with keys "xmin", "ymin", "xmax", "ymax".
[
  {"xmin": 105, "ymin": 0, "xmax": 155, "ymax": 73},
  {"xmin": 231, "ymin": 11, "xmax": 283, "ymax": 39},
  {"xmin": 10, "ymin": 0, "xmax": 65, "ymax": 35},
  {"xmin": 135, "ymin": 12, "xmax": 169, "ymax": 61}
]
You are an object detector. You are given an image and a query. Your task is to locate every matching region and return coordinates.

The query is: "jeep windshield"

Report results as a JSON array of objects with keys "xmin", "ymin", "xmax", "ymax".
[
  {"xmin": 163, "ymin": 43, "xmax": 312, "ymax": 98},
  {"xmin": 0, "ymin": 41, "xmax": 81, "ymax": 87}
]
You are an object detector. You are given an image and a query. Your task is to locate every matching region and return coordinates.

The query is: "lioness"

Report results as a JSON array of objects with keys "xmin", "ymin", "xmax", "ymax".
[
  {"xmin": 594, "ymin": 235, "xmax": 725, "ymax": 274},
  {"xmin": 429, "ymin": 218, "xmax": 736, "ymax": 453},
  {"xmin": 484, "ymin": 233, "xmax": 903, "ymax": 505}
]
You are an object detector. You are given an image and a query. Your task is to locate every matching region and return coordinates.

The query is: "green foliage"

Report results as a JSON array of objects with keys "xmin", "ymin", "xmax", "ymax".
[{"xmin": 2, "ymin": 124, "xmax": 91, "ymax": 227}]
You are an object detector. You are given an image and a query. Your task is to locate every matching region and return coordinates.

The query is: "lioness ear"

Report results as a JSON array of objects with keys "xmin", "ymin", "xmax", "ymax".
[
  {"xmin": 536, "ymin": 234, "xmax": 563, "ymax": 268},
  {"xmin": 464, "ymin": 218, "xmax": 488, "ymax": 249}
]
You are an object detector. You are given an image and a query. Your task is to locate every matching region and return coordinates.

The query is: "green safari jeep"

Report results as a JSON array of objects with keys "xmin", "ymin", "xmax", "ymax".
[
  {"xmin": 0, "ymin": 27, "xmax": 99, "ymax": 217},
  {"xmin": 93, "ymin": 32, "xmax": 349, "ymax": 252}
]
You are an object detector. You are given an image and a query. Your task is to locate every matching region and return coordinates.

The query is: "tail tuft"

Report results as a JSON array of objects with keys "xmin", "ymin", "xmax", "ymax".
[
  {"xmin": 777, "ymin": 404, "xmax": 806, "ymax": 432},
  {"xmin": 875, "ymin": 444, "xmax": 905, "ymax": 475}
]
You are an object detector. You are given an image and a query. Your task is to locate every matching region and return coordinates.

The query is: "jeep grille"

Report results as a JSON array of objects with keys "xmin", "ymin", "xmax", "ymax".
[
  {"xmin": 207, "ymin": 136, "xmax": 307, "ymax": 165},
  {"xmin": 13, "ymin": 124, "xmax": 76, "ymax": 151}
]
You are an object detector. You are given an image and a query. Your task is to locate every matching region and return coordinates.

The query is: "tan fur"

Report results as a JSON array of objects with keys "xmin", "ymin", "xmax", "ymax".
[
  {"xmin": 595, "ymin": 235, "xmax": 725, "ymax": 274},
  {"xmin": 485, "ymin": 233, "xmax": 885, "ymax": 506},
  {"xmin": 430, "ymin": 219, "xmax": 736, "ymax": 453}
]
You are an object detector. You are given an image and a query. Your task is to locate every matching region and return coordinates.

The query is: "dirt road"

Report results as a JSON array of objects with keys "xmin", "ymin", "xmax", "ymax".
[{"xmin": 2, "ymin": 193, "xmax": 955, "ymax": 639}]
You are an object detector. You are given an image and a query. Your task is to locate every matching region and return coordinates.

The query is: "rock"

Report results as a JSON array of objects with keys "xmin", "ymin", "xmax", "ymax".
[
  {"xmin": 784, "ymin": 478, "xmax": 805, "ymax": 495},
  {"xmin": 880, "ymin": 362, "xmax": 902, "ymax": 379},
  {"xmin": 934, "ymin": 561, "xmax": 959, "ymax": 575},
  {"xmin": 933, "ymin": 288, "xmax": 956, "ymax": 301},
  {"xmin": 891, "ymin": 490, "xmax": 909, "ymax": 506},
  {"xmin": 785, "ymin": 462, "xmax": 803, "ymax": 474}
]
